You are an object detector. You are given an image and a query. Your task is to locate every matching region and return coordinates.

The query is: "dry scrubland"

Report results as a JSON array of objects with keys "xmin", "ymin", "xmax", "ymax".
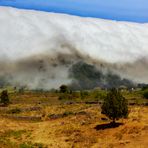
[{"xmin": 0, "ymin": 91, "xmax": 148, "ymax": 148}]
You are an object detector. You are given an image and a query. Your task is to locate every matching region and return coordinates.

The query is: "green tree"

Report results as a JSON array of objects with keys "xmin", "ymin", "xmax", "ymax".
[
  {"xmin": 101, "ymin": 88, "xmax": 128, "ymax": 124},
  {"xmin": 59, "ymin": 85, "xmax": 69, "ymax": 93},
  {"xmin": 1, "ymin": 90, "xmax": 9, "ymax": 105}
]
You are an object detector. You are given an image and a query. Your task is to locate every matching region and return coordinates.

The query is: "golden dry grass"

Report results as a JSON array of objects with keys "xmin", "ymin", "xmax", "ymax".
[{"xmin": 0, "ymin": 102, "xmax": 148, "ymax": 148}]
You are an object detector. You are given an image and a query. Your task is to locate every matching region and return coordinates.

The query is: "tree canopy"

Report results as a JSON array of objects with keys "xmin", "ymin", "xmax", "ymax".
[{"xmin": 101, "ymin": 88, "xmax": 128, "ymax": 123}]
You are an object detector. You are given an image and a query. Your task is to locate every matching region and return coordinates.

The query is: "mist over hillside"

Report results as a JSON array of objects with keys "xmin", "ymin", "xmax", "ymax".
[
  {"xmin": 0, "ymin": 6, "xmax": 148, "ymax": 89},
  {"xmin": 69, "ymin": 61, "xmax": 135, "ymax": 90}
]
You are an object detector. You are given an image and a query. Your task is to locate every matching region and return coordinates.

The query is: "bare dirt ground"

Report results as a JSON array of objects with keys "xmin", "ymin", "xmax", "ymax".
[{"xmin": 0, "ymin": 103, "xmax": 148, "ymax": 148}]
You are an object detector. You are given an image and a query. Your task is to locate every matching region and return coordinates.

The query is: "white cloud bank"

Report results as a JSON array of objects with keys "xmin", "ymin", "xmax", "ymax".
[{"xmin": 0, "ymin": 6, "xmax": 148, "ymax": 88}]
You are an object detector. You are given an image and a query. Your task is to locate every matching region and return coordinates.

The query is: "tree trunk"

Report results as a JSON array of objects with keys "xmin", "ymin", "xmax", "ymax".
[{"xmin": 112, "ymin": 118, "xmax": 116, "ymax": 125}]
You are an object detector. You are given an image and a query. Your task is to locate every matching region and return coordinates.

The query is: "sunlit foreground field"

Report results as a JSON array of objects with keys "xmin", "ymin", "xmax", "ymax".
[{"xmin": 0, "ymin": 90, "xmax": 148, "ymax": 148}]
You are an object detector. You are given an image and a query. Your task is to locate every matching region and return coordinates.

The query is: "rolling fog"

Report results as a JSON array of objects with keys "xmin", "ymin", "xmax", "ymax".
[{"xmin": 0, "ymin": 6, "xmax": 148, "ymax": 89}]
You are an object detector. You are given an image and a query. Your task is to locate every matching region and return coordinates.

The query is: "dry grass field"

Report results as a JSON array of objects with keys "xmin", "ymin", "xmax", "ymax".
[{"xmin": 0, "ymin": 91, "xmax": 148, "ymax": 148}]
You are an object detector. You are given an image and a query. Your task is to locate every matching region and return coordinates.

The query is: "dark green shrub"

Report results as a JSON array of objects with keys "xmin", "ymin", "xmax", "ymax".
[
  {"xmin": 0, "ymin": 90, "xmax": 9, "ymax": 105},
  {"xmin": 101, "ymin": 88, "xmax": 128, "ymax": 123},
  {"xmin": 59, "ymin": 85, "xmax": 69, "ymax": 93},
  {"xmin": 143, "ymin": 90, "xmax": 148, "ymax": 99}
]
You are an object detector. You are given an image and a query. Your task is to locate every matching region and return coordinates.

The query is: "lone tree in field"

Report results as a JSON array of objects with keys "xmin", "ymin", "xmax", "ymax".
[
  {"xmin": 101, "ymin": 88, "xmax": 128, "ymax": 124},
  {"xmin": 0, "ymin": 90, "xmax": 9, "ymax": 106},
  {"xmin": 59, "ymin": 85, "xmax": 69, "ymax": 93}
]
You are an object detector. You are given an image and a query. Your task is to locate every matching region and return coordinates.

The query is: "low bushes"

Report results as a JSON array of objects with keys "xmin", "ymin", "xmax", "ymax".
[
  {"xmin": 143, "ymin": 89, "xmax": 148, "ymax": 99},
  {"xmin": 7, "ymin": 108, "xmax": 21, "ymax": 114}
]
